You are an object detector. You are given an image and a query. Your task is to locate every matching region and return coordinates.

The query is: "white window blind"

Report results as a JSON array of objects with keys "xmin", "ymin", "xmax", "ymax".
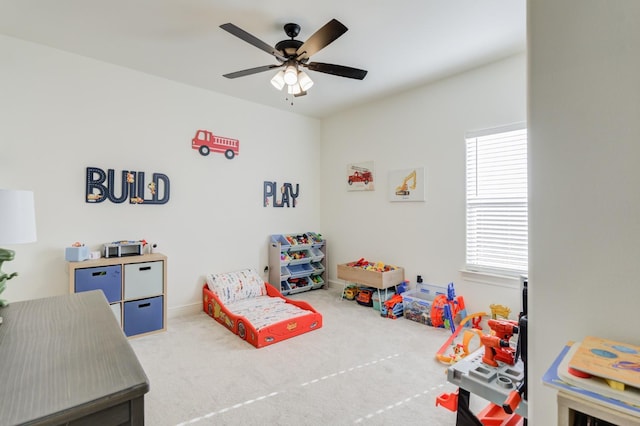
[{"xmin": 466, "ymin": 124, "xmax": 528, "ymax": 275}]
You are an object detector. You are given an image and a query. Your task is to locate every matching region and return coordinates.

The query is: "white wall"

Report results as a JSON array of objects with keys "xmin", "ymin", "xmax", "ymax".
[
  {"xmin": 528, "ymin": 1, "xmax": 640, "ymax": 424},
  {"xmin": 321, "ymin": 54, "xmax": 527, "ymax": 316},
  {"xmin": 0, "ymin": 35, "xmax": 321, "ymax": 312}
]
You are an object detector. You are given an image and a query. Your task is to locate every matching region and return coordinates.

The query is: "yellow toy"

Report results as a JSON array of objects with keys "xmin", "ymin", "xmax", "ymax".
[{"xmin": 490, "ymin": 304, "xmax": 511, "ymax": 319}]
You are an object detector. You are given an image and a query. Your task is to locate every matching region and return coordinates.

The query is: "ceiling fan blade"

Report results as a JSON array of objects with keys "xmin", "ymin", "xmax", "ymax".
[
  {"xmin": 305, "ymin": 62, "xmax": 368, "ymax": 80},
  {"xmin": 296, "ymin": 19, "xmax": 348, "ymax": 61},
  {"xmin": 223, "ymin": 64, "xmax": 282, "ymax": 79},
  {"xmin": 220, "ymin": 23, "xmax": 287, "ymax": 62},
  {"xmin": 294, "ymin": 91, "xmax": 307, "ymax": 98}
]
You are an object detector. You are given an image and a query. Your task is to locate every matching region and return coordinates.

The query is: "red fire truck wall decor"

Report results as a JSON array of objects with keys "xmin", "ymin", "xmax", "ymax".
[
  {"xmin": 191, "ymin": 129, "xmax": 239, "ymax": 159},
  {"xmin": 86, "ymin": 167, "xmax": 170, "ymax": 205},
  {"xmin": 264, "ymin": 181, "xmax": 299, "ymax": 208}
]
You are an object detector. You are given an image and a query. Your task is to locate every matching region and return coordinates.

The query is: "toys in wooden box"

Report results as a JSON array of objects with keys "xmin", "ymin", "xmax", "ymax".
[
  {"xmin": 202, "ymin": 268, "xmax": 322, "ymax": 348},
  {"xmin": 337, "ymin": 258, "xmax": 404, "ymax": 290}
]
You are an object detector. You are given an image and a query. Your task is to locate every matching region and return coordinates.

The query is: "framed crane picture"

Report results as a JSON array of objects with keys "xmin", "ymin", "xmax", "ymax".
[{"xmin": 389, "ymin": 167, "xmax": 425, "ymax": 202}]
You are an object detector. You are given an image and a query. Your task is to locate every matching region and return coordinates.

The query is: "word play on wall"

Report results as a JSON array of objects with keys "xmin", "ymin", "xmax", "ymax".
[{"xmin": 264, "ymin": 181, "xmax": 299, "ymax": 208}]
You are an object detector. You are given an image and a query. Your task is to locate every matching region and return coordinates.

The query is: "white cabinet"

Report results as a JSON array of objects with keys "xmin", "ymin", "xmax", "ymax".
[
  {"xmin": 69, "ymin": 253, "xmax": 167, "ymax": 337},
  {"xmin": 268, "ymin": 233, "xmax": 326, "ymax": 295},
  {"xmin": 557, "ymin": 391, "xmax": 640, "ymax": 426}
]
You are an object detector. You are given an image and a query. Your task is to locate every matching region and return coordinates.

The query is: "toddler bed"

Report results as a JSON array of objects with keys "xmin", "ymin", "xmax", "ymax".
[{"xmin": 202, "ymin": 268, "xmax": 322, "ymax": 348}]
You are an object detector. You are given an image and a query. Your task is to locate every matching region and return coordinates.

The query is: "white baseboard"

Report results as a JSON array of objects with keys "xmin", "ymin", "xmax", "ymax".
[{"xmin": 167, "ymin": 302, "xmax": 201, "ymax": 319}]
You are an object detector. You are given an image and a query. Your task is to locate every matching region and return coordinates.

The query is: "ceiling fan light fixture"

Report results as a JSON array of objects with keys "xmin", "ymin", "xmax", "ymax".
[
  {"xmin": 270, "ymin": 70, "xmax": 285, "ymax": 90},
  {"xmin": 287, "ymin": 82, "xmax": 303, "ymax": 96},
  {"xmin": 298, "ymin": 71, "xmax": 314, "ymax": 91},
  {"xmin": 283, "ymin": 64, "xmax": 298, "ymax": 85},
  {"xmin": 220, "ymin": 20, "xmax": 368, "ymax": 99}
]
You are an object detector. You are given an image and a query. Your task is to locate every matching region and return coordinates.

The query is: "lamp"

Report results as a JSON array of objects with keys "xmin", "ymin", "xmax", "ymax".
[
  {"xmin": 287, "ymin": 82, "xmax": 303, "ymax": 96},
  {"xmin": 297, "ymin": 71, "xmax": 314, "ymax": 91},
  {"xmin": 271, "ymin": 63, "xmax": 314, "ymax": 95},
  {"xmin": 0, "ymin": 189, "xmax": 37, "ymax": 309},
  {"xmin": 283, "ymin": 63, "xmax": 298, "ymax": 85},
  {"xmin": 270, "ymin": 70, "xmax": 285, "ymax": 90}
]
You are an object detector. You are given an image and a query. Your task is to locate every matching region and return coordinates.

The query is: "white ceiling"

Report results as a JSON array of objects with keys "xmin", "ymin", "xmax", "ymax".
[{"xmin": 0, "ymin": 0, "xmax": 526, "ymax": 118}]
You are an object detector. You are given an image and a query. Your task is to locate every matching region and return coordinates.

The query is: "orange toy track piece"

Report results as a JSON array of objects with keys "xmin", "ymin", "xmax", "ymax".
[
  {"xmin": 476, "ymin": 403, "xmax": 524, "ymax": 426},
  {"xmin": 436, "ymin": 312, "xmax": 487, "ymax": 364},
  {"xmin": 435, "ymin": 390, "xmax": 458, "ymax": 412}
]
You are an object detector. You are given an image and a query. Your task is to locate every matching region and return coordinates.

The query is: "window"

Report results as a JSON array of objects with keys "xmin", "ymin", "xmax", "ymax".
[{"xmin": 466, "ymin": 123, "xmax": 528, "ymax": 275}]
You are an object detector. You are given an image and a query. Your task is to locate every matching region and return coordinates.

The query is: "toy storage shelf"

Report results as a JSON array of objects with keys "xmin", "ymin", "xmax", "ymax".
[
  {"xmin": 268, "ymin": 233, "xmax": 326, "ymax": 296},
  {"xmin": 68, "ymin": 253, "xmax": 167, "ymax": 338}
]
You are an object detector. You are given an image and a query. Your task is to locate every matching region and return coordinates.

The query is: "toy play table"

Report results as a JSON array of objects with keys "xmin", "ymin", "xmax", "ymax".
[{"xmin": 445, "ymin": 347, "xmax": 528, "ymax": 424}]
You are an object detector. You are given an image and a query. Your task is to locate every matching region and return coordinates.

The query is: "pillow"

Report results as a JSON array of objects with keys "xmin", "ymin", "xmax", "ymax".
[{"xmin": 206, "ymin": 268, "xmax": 266, "ymax": 305}]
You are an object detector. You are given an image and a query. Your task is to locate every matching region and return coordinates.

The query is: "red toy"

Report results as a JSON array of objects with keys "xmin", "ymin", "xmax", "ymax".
[
  {"xmin": 481, "ymin": 319, "xmax": 519, "ymax": 367},
  {"xmin": 202, "ymin": 276, "xmax": 322, "ymax": 348},
  {"xmin": 356, "ymin": 288, "xmax": 374, "ymax": 307},
  {"xmin": 380, "ymin": 294, "xmax": 404, "ymax": 319}
]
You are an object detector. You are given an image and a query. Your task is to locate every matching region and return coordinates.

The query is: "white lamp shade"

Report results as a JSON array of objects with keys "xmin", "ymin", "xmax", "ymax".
[
  {"xmin": 298, "ymin": 71, "xmax": 314, "ymax": 91},
  {"xmin": 283, "ymin": 64, "xmax": 298, "ymax": 85},
  {"xmin": 270, "ymin": 70, "xmax": 285, "ymax": 90},
  {"xmin": 0, "ymin": 189, "xmax": 37, "ymax": 244},
  {"xmin": 287, "ymin": 83, "xmax": 303, "ymax": 95}
]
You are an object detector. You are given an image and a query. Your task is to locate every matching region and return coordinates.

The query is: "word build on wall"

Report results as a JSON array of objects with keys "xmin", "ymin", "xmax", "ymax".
[
  {"xmin": 86, "ymin": 167, "xmax": 170, "ymax": 205},
  {"xmin": 264, "ymin": 181, "xmax": 299, "ymax": 208}
]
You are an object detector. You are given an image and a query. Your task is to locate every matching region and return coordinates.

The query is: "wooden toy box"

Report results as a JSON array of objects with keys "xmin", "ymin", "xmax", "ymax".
[{"xmin": 337, "ymin": 263, "xmax": 404, "ymax": 289}]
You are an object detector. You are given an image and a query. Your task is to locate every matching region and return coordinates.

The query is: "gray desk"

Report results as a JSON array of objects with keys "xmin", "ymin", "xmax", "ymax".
[{"xmin": 0, "ymin": 291, "xmax": 149, "ymax": 425}]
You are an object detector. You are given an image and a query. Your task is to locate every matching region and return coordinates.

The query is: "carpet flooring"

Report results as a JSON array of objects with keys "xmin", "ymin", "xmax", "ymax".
[{"xmin": 130, "ymin": 287, "xmax": 484, "ymax": 425}]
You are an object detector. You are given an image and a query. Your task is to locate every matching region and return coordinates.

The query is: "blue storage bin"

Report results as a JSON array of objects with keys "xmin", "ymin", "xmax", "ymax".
[
  {"xmin": 310, "ymin": 247, "xmax": 325, "ymax": 262},
  {"xmin": 280, "ymin": 266, "xmax": 291, "ymax": 280},
  {"xmin": 307, "ymin": 232, "xmax": 325, "ymax": 248},
  {"xmin": 311, "ymin": 262, "xmax": 325, "ymax": 274},
  {"xmin": 287, "ymin": 249, "xmax": 312, "ymax": 265},
  {"xmin": 271, "ymin": 234, "xmax": 291, "ymax": 250},
  {"xmin": 280, "ymin": 280, "xmax": 291, "ymax": 295},
  {"xmin": 287, "ymin": 263, "xmax": 313, "ymax": 278},
  {"xmin": 284, "ymin": 234, "xmax": 312, "ymax": 250},
  {"xmin": 74, "ymin": 265, "xmax": 122, "ymax": 303},
  {"xmin": 123, "ymin": 296, "xmax": 163, "ymax": 337}
]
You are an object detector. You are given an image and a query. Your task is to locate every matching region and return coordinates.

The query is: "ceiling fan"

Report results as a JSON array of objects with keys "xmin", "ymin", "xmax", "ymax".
[{"xmin": 220, "ymin": 19, "xmax": 368, "ymax": 97}]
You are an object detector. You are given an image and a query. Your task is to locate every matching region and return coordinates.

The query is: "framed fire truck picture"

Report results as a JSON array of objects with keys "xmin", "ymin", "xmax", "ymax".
[
  {"xmin": 346, "ymin": 161, "xmax": 375, "ymax": 191},
  {"xmin": 389, "ymin": 167, "xmax": 425, "ymax": 202}
]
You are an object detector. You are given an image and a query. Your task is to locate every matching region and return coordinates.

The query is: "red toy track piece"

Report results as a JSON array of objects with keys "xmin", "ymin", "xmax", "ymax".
[
  {"xmin": 435, "ymin": 390, "xmax": 459, "ymax": 412},
  {"xmin": 476, "ymin": 402, "xmax": 524, "ymax": 426},
  {"xmin": 471, "ymin": 316, "xmax": 483, "ymax": 330}
]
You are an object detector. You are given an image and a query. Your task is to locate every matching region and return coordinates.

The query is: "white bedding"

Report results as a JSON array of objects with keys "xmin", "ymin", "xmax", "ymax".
[{"xmin": 225, "ymin": 295, "xmax": 312, "ymax": 331}]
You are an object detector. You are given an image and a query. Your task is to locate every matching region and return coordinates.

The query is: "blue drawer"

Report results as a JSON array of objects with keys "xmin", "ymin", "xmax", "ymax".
[
  {"xmin": 75, "ymin": 265, "xmax": 122, "ymax": 303},
  {"xmin": 123, "ymin": 296, "xmax": 163, "ymax": 337}
]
